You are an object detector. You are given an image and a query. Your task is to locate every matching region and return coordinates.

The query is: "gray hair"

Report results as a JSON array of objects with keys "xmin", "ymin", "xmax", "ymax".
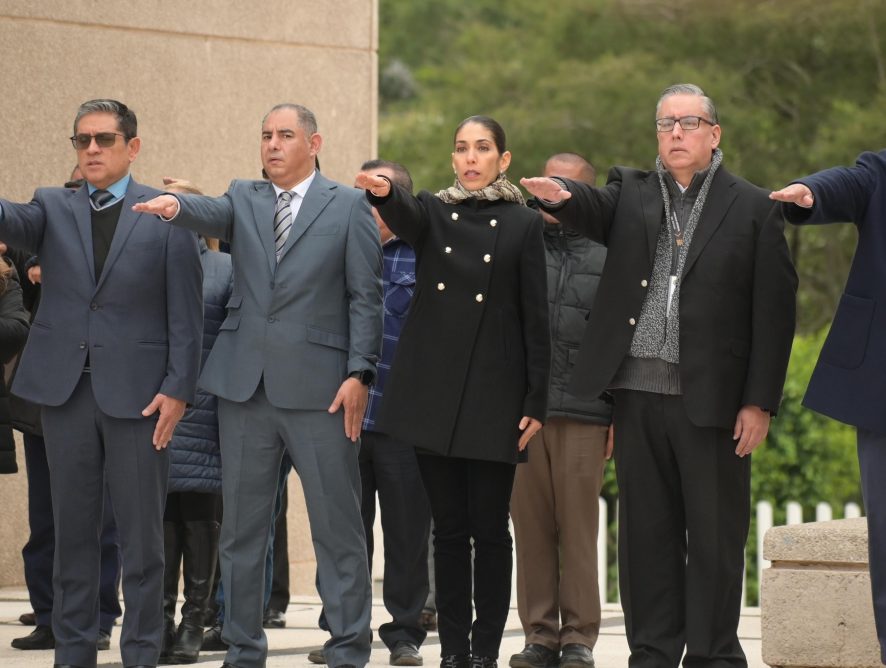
[
  {"xmin": 656, "ymin": 84, "xmax": 718, "ymax": 124},
  {"xmin": 262, "ymin": 103, "xmax": 318, "ymax": 135},
  {"xmin": 73, "ymin": 99, "xmax": 137, "ymax": 139}
]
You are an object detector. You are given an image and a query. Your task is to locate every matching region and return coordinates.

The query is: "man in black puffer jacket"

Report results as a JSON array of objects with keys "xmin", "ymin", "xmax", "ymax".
[{"xmin": 510, "ymin": 153, "xmax": 611, "ymax": 668}]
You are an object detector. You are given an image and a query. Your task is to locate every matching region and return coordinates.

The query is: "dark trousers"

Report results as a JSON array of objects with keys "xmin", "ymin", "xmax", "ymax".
[
  {"xmin": 42, "ymin": 373, "xmax": 169, "ymax": 668},
  {"xmin": 857, "ymin": 428, "xmax": 886, "ymax": 665},
  {"xmin": 360, "ymin": 430, "xmax": 431, "ymax": 649},
  {"xmin": 22, "ymin": 432, "xmax": 121, "ymax": 632},
  {"xmin": 613, "ymin": 390, "xmax": 750, "ymax": 668},
  {"xmin": 417, "ymin": 454, "xmax": 516, "ymax": 659}
]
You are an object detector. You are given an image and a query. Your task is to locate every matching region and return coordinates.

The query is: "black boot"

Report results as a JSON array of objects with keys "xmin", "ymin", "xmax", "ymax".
[
  {"xmin": 168, "ymin": 520, "xmax": 220, "ymax": 664},
  {"xmin": 159, "ymin": 521, "xmax": 182, "ymax": 664}
]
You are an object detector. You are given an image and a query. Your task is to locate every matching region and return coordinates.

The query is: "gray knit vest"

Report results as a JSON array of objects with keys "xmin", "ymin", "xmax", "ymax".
[{"xmin": 609, "ymin": 150, "xmax": 723, "ymax": 394}]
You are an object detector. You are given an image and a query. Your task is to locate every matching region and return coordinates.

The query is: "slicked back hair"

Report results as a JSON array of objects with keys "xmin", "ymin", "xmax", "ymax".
[
  {"xmin": 655, "ymin": 83, "xmax": 719, "ymax": 125},
  {"xmin": 263, "ymin": 103, "xmax": 318, "ymax": 136},
  {"xmin": 454, "ymin": 115, "xmax": 507, "ymax": 154},
  {"xmin": 73, "ymin": 99, "xmax": 137, "ymax": 139}
]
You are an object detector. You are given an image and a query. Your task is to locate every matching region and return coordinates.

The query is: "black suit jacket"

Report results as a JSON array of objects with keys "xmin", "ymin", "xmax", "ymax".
[{"xmin": 544, "ymin": 165, "xmax": 797, "ymax": 429}]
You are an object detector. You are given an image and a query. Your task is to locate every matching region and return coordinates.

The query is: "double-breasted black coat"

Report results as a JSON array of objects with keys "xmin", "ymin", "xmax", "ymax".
[{"xmin": 369, "ymin": 186, "xmax": 550, "ymax": 464}]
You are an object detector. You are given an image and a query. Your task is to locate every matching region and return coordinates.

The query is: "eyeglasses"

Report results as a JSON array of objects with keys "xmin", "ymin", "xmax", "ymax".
[
  {"xmin": 655, "ymin": 116, "xmax": 715, "ymax": 133},
  {"xmin": 69, "ymin": 132, "xmax": 127, "ymax": 150}
]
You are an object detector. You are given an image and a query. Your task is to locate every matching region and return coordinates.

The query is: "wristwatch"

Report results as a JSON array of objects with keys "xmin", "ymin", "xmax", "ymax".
[{"xmin": 349, "ymin": 370, "xmax": 374, "ymax": 386}]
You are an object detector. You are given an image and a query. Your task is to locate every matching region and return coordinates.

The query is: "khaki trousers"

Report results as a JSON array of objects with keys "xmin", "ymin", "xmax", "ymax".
[{"xmin": 510, "ymin": 417, "xmax": 608, "ymax": 650}]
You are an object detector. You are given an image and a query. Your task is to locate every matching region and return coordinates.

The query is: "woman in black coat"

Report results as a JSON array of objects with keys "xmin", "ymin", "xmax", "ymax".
[
  {"xmin": 357, "ymin": 116, "xmax": 550, "ymax": 668},
  {"xmin": 0, "ymin": 256, "xmax": 31, "ymax": 474}
]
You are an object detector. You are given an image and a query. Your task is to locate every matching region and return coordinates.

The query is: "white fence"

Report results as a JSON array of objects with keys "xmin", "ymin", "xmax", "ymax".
[{"xmin": 591, "ymin": 498, "xmax": 863, "ymax": 605}]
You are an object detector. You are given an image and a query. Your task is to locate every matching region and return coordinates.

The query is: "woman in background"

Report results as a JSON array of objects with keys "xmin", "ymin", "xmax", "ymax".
[{"xmin": 160, "ymin": 180, "xmax": 233, "ymax": 665}]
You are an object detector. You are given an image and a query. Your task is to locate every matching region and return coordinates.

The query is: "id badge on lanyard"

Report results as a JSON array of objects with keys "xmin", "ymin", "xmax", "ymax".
[{"xmin": 667, "ymin": 211, "xmax": 683, "ymax": 318}]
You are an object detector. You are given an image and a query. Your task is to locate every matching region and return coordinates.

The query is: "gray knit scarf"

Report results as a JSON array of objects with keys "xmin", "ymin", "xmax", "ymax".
[
  {"xmin": 435, "ymin": 173, "xmax": 526, "ymax": 206},
  {"xmin": 628, "ymin": 148, "xmax": 723, "ymax": 363}
]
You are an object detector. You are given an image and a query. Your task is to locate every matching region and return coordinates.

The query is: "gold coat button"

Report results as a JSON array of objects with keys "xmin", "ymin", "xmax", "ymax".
[
  {"xmin": 451, "ymin": 212, "xmax": 459, "ymax": 221},
  {"xmin": 641, "ymin": 279, "xmax": 648, "ymax": 287},
  {"xmin": 437, "ymin": 282, "xmax": 446, "ymax": 291},
  {"xmin": 483, "ymin": 254, "xmax": 491, "ymax": 263},
  {"xmin": 475, "ymin": 293, "xmax": 484, "ymax": 302},
  {"xmin": 489, "ymin": 219, "xmax": 497, "ymax": 227},
  {"xmin": 629, "ymin": 317, "xmax": 636, "ymax": 326},
  {"xmin": 445, "ymin": 246, "xmax": 452, "ymax": 254}
]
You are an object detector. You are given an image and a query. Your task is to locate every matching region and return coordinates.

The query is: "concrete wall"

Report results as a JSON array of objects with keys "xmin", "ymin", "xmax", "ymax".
[{"xmin": 0, "ymin": 1, "xmax": 378, "ymax": 594}]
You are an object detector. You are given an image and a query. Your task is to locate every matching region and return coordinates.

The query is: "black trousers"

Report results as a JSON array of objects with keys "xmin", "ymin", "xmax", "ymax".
[
  {"xmin": 417, "ymin": 454, "xmax": 516, "ymax": 659},
  {"xmin": 360, "ymin": 430, "xmax": 431, "ymax": 649},
  {"xmin": 613, "ymin": 390, "xmax": 750, "ymax": 668}
]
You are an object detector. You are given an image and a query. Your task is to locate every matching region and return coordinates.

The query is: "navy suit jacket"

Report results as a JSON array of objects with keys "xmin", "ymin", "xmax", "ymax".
[
  {"xmin": 784, "ymin": 149, "xmax": 886, "ymax": 434},
  {"xmin": 0, "ymin": 179, "xmax": 202, "ymax": 418},
  {"xmin": 169, "ymin": 172, "xmax": 383, "ymax": 410}
]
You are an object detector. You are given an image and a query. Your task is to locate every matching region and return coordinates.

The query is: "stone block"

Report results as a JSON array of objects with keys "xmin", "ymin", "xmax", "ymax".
[{"xmin": 761, "ymin": 518, "xmax": 880, "ymax": 668}]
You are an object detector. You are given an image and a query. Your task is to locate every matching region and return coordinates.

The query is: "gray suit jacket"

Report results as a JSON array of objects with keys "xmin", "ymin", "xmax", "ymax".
[
  {"xmin": 0, "ymin": 179, "xmax": 203, "ymax": 418},
  {"xmin": 171, "ymin": 172, "xmax": 383, "ymax": 409}
]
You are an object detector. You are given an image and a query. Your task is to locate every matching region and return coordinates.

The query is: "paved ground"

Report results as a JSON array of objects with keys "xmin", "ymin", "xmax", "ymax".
[{"xmin": 0, "ymin": 587, "xmax": 766, "ymax": 667}]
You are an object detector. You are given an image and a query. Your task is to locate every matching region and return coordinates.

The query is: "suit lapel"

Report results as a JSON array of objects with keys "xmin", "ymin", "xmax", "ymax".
[
  {"xmin": 637, "ymin": 175, "xmax": 664, "ymax": 267},
  {"xmin": 277, "ymin": 174, "xmax": 335, "ymax": 262},
  {"xmin": 249, "ymin": 181, "xmax": 277, "ymax": 275},
  {"xmin": 94, "ymin": 182, "xmax": 145, "ymax": 293},
  {"xmin": 70, "ymin": 186, "xmax": 96, "ymax": 284},
  {"xmin": 681, "ymin": 169, "xmax": 737, "ymax": 278}
]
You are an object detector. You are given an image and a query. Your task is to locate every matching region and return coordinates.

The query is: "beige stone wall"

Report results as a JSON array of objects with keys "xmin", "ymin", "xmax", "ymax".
[{"xmin": 0, "ymin": 2, "xmax": 378, "ymax": 593}]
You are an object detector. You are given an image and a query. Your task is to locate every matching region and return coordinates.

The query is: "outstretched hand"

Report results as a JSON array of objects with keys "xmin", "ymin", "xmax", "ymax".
[
  {"xmin": 519, "ymin": 177, "xmax": 572, "ymax": 203},
  {"xmin": 769, "ymin": 183, "xmax": 814, "ymax": 208},
  {"xmin": 133, "ymin": 195, "xmax": 180, "ymax": 219},
  {"xmin": 354, "ymin": 173, "xmax": 391, "ymax": 197}
]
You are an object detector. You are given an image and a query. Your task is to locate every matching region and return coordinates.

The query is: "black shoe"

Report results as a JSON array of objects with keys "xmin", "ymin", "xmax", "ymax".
[
  {"xmin": 559, "ymin": 644, "xmax": 594, "ymax": 668},
  {"xmin": 419, "ymin": 610, "xmax": 437, "ymax": 632},
  {"xmin": 263, "ymin": 607, "xmax": 286, "ymax": 628},
  {"xmin": 390, "ymin": 641, "xmax": 423, "ymax": 666},
  {"xmin": 308, "ymin": 648, "xmax": 327, "ymax": 664},
  {"xmin": 11, "ymin": 624, "xmax": 55, "ymax": 650},
  {"xmin": 441, "ymin": 655, "xmax": 470, "ymax": 668},
  {"xmin": 200, "ymin": 622, "xmax": 227, "ymax": 651},
  {"xmin": 471, "ymin": 657, "xmax": 497, "ymax": 668},
  {"xmin": 509, "ymin": 645, "xmax": 558, "ymax": 668},
  {"xmin": 168, "ymin": 619, "xmax": 204, "ymax": 664},
  {"xmin": 97, "ymin": 629, "xmax": 111, "ymax": 651},
  {"xmin": 19, "ymin": 611, "xmax": 36, "ymax": 626}
]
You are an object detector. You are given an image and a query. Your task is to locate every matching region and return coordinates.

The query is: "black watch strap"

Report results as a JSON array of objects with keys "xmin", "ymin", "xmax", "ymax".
[{"xmin": 349, "ymin": 370, "xmax": 374, "ymax": 386}]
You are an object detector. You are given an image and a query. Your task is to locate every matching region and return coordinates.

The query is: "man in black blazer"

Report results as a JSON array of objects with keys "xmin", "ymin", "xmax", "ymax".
[
  {"xmin": 0, "ymin": 99, "xmax": 202, "ymax": 668},
  {"xmin": 523, "ymin": 84, "xmax": 797, "ymax": 668}
]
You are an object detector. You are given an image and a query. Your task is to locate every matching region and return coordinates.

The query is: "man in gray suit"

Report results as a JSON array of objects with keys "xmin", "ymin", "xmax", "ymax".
[
  {"xmin": 135, "ymin": 103, "xmax": 383, "ymax": 668},
  {"xmin": 0, "ymin": 98, "xmax": 203, "ymax": 668}
]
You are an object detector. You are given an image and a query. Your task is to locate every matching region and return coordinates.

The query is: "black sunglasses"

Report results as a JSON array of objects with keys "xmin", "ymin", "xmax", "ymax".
[{"xmin": 69, "ymin": 132, "xmax": 127, "ymax": 150}]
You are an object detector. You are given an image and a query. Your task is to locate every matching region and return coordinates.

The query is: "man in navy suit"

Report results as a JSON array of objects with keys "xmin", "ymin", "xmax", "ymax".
[
  {"xmin": 772, "ymin": 151, "xmax": 886, "ymax": 665},
  {"xmin": 135, "ymin": 103, "xmax": 382, "ymax": 668},
  {"xmin": 0, "ymin": 98, "xmax": 202, "ymax": 668}
]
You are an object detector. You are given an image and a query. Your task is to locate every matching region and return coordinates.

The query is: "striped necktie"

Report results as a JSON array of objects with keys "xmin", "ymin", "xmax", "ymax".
[
  {"xmin": 90, "ymin": 189, "xmax": 115, "ymax": 209},
  {"xmin": 274, "ymin": 191, "xmax": 294, "ymax": 261}
]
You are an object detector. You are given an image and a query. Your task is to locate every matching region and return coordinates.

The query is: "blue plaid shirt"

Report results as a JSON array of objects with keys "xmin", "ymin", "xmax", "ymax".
[{"xmin": 363, "ymin": 237, "xmax": 416, "ymax": 431}]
